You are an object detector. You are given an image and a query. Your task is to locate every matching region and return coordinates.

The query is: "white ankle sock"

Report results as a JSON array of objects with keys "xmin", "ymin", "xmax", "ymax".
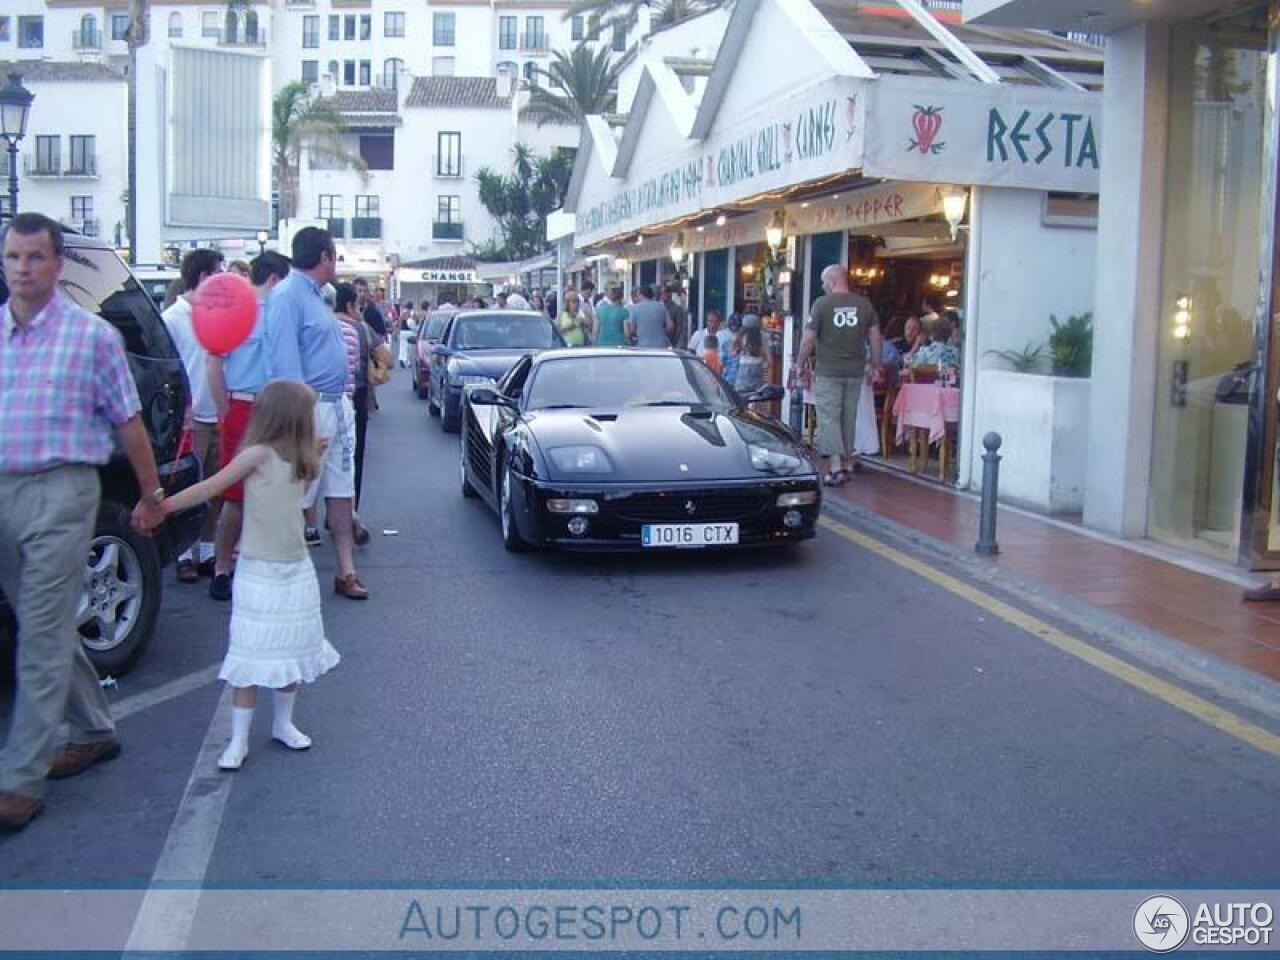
[
  {"xmin": 219, "ymin": 705, "xmax": 254, "ymax": 770},
  {"xmin": 198, "ymin": 541, "xmax": 216, "ymax": 564},
  {"xmin": 271, "ymin": 690, "xmax": 311, "ymax": 750}
]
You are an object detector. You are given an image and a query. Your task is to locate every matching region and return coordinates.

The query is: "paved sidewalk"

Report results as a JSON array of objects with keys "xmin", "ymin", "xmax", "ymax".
[{"xmin": 827, "ymin": 468, "xmax": 1280, "ymax": 684}]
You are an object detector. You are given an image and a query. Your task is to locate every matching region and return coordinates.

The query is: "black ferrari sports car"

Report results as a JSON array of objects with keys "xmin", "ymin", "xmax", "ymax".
[{"xmin": 459, "ymin": 348, "xmax": 821, "ymax": 552}]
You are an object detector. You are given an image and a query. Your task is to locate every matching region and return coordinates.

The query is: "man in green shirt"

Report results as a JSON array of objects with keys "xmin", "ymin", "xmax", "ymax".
[
  {"xmin": 792, "ymin": 264, "xmax": 883, "ymax": 485},
  {"xmin": 594, "ymin": 285, "xmax": 630, "ymax": 347}
]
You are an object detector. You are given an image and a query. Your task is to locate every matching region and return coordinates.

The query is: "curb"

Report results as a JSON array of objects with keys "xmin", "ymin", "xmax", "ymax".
[{"xmin": 820, "ymin": 496, "xmax": 1280, "ymax": 727}]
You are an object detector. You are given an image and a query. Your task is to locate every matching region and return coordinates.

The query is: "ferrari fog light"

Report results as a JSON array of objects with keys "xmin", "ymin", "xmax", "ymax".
[
  {"xmin": 776, "ymin": 491, "xmax": 818, "ymax": 507},
  {"xmin": 547, "ymin": 498, "xmax": 600, "ymax": 515},
  {"xmin": 567, "ymin": 516, "xmax": 590, "ymax": 536},
  {"xmin": 783, "ymin": 510, "xmax": 803, "ymax": 529}
]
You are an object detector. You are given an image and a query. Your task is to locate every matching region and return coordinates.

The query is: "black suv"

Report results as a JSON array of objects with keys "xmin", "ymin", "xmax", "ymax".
[{"xmin": 0, "ymin": 233, "xmax": 206, "ymax": 674}]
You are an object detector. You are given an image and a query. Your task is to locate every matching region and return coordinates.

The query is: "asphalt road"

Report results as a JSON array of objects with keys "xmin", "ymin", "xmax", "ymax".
[{"xmin": 2, "ymin": 370, "xmax": 1279, "ymax": 891}]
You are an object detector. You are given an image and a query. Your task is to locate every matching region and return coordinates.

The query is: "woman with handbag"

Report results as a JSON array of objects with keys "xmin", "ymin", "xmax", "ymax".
[{"xmin": 336, "ymin": 284, "xmax": 391, "ymax": 545}]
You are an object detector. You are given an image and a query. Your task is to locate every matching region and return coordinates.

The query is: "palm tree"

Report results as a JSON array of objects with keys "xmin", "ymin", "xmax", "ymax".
[
  {"xmin": 271, "ymin": 81, "xmax": 362, "ymax": 220},
  {"xmin": 527, "ymin": 45, "xmax": 623, "ymax": 126}
]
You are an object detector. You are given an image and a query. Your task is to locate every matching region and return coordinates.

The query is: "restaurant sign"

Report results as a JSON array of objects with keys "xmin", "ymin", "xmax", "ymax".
[
  {"xmin": 574, "ymin": 77, "xmax": 866, "ymax": 248},
  {"xmin": 863, "ymin": 77, "xmax": 1101, "ymax": 194}
]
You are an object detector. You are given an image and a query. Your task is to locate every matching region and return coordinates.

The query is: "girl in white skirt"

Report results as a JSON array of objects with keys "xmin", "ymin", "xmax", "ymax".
[{"xmin": 159, "ymin": 380, "xmax": 340, "ymax": 770}]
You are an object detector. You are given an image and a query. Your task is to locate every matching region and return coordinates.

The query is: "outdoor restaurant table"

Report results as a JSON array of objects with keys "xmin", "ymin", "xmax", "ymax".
[{"xmin": 893, "ymin": 383, "xmax": 961, "ymax": 445}]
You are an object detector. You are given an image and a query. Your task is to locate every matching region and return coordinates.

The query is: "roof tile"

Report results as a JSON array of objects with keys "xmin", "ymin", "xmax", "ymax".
[
  {"xmin": 0, "ymin": 60, "xmax": 123, "ymax": 84},
  {"xmin": 406, "ymin": 76, "xmax": 512, "ymax": 110}
]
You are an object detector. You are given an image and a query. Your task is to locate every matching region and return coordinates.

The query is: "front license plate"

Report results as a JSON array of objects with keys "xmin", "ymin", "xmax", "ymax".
[{"xmin": 641, "ymin": 523, "xmax": 740, "ymax": 548}]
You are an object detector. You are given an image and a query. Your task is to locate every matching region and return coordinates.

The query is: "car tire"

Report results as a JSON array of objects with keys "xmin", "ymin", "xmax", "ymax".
[
  {"xmin": 460, "ymin": 416, "xmax": 479, "ymax": 499},
  {"xmin": 416, "ymin": 377, "xmax": 429, "ymax": 400},
  {"xmin": 441, "ymin": 396, "xmax": 461, "ymax": 433},
  {"xmin": 499, "ymin": 466, "xmax": 526, "ymax": 553},
  {"xmin": 428, "ymin": 385, "xmax": 441, "ymax": 417},
  {"xmin": 79, "ymin": 500, "xmax": 162, "ymax": 676}
]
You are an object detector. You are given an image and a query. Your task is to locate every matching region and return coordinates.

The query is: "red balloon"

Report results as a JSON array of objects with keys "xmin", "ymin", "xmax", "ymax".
[{"xmin": 192, "ymin": 272, "xmax": 258, "ymax": 355}]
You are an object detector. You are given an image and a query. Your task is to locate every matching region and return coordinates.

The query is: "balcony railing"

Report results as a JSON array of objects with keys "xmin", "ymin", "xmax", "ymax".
[
  {"xmin": 432, "ymin": 221, "xmax": 463, "ymax": 241},
  {"xmin": 72, "ymin": 29, "xmax": 102, "ymax": 50},
  {"xmin": 23, "ymin": 155, "xmax": 61, "ymax": 177},
  {"xmin": 217, "ymin": 28, "xmax": 268, "ymax": 47},
  {"xmin": 326, "ymin": 217, "xmax": 346, "ymax": 239},
  {"xmin": 520, "ymin": 33, "xmax": 549, "ymax": 52},
  {"xmin": 65, "ymin": 156, "xmax": 98, "ymax": 177},
  {"xmin": 351, "ymin": 216, "xmax": 382, "ymax": 240},
  {"xmin": 432, "ymin": 155, "xmax": 464, "ymax": 179}
]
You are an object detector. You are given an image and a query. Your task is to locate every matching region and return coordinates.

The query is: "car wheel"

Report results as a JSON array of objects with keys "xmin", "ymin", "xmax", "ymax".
[
  {"xmin": 441, "ymin": 395, "xmax": 461, "ymax": 433},
  {"xmin": 416, "ymin": 375, "xmax": 429, "ymax": 400},
  {"xmin": 500, "ymin": 467, "xmax": 526, "ymax": 553},
  {"xmin": 428, "ymin": 385, "xmax": 440, "ymax": 417},
  {"xmin": 78, "ymin": 501, "xmax": 162, "ymax": 676},
  {"xmin": 460, "ymin": 417, "xmax": 478, "ymax": 499}
]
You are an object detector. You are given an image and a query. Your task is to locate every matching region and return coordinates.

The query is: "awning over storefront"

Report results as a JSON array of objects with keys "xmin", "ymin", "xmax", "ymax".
[{"xmin": 565, "ymin": 0, "xmax": 1104, "ymax": 251}]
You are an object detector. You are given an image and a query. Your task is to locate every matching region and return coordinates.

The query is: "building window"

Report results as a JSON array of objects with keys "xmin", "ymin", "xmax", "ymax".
[
  {"xmin": 382, "ymin": 58, "xmax": 404, "ymax": 89},
  {"xmin": 71, "ymin": 195, "xmax": 93, "ymax": 220},
  {"xmin": 68, "ymin": 135, "xmax": 95, "ymax": 175},
  {"xmin": 360, "ymin": 134, "xmax": 394, "ymax": 170},
  {"xmin": 327, "ymin": 60, "xmax": 339, "ymax": 79},
  {"xmin": 75, "ymin": 14, "xmax": 97, "ymax": 48},
  {"xmin": 523, "ymin": 61, "xmax": 537, "ymax": 87},
  {"xmin": 436, "ymin": 132, "xmax": 461, "ymax": 177},
  {"xmin": 318, "ymin": 195, "xmax": 342, "ymax": 218},
  {"xmin": 612, "ymin": 24, "xmax": 626, "ymax": 52},
  {"xmin": 344, "ymin": 15, "xmax": 355, "ymax": 41},
  {"xmin": 328, "ymin": 15, "xmax": 339, "ymax": 41},
  {"xmin": 110, "ymin": 14, "xmax": 129, "ymax": 41},
  {"xmin": 384, "ymin": 12, "xmax": 404, "ymax": 38},
  {"xmin": 359, "ymin": 60, "xmax": 371, "ymax": 86},
  {"xmin": 202, "ymin": 12, "xmax": 219, "ymax": 38},
  {"xmin": 497, "ymin": 61, "xmax": 517, "ymax": 78},
  {"xmin": 167, "ymin": 12, "xmax": 182, "ymax": 38},
  {"xmin": 437, "ymin": 195, "xmax": 461, "ymax": 224},
  {"xmin": 355, "ymin": 195, "xmax": 379, "ymax": 217},
  {"xmin": 433, "ymin": 12, "xmax": 455, "ymax": 46},
  {"xmin": 343, "ymin": 60, "xmax": 355, "ymax": 86},
  {"xmin": 431, "ymin": 56, "xmax": 456, "ymax": 76},
  {"xmin": 18, "ymin": 16, "xmax": 43, "ymax": 49},
  {"xmin": 571, "ymin": 14, "xmax": 584, "ymax": 41},
  {"xmin": 524, "ymin": 16, "xmax": 544, "ymax": 50},
  {"xmin": 359, "ymin": 14, "xmax": 371, "ymax": 40},
  {"xmin": 302, "ymin": 15, "xmax": 319, "ymax": 48},
  {"xmin": 302, "ymin": 60, "xmax": 319, "ymax": 84},
  {"xmin": 498, "ymin": 16, "xmax": 516, "ymax": 50},
  {"xmin": 0, "ymin": 18, "xmax": 10, "ymax": 43},
  {"xmin": 34, "ymin": 136, "xmax": 59, "ymax": 175}
]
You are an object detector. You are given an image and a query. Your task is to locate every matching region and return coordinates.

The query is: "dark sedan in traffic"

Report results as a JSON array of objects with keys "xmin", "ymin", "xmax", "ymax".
[
  {"xmin": 459, "ymin": 349, "xmax": 820, "ymax": 552},
  {"xmin": 428, "ymin": 309, "xmax": 564, "ymax": 431}
]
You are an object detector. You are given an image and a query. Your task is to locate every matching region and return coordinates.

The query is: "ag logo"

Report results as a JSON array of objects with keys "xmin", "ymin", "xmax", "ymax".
[
  {"xmin": 832, "ymin": 308, "xmax": 860, "ymax": 329},
  {"xmin": 1134, "ymin": 896, "xmax": 1190, "ymax": 953}
]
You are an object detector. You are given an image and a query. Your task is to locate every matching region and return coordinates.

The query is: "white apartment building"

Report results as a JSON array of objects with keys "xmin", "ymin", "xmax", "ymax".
[{"xmin": 298, "ymin": 74, "xmax": 578, "ymax": 296}]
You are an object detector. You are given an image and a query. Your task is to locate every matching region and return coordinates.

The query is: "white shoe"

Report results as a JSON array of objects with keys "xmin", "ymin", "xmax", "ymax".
[
  {"xmin": 272, "ymin": 725, "xmax": 312, "ymax": 751},
  {"xmin": 218, "ymin": 741, "xmax": 248, "ymax": 771}
]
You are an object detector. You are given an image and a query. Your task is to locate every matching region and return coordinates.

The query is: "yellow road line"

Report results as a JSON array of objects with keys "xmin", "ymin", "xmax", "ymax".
[{"xmin": 820, "ymin": 516, "xmax": 1280, "ymax": 759}]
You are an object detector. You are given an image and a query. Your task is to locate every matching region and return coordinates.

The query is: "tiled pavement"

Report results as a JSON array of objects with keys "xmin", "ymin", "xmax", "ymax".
[{"xmin": 827, "ymin": 467, "xmax": 1280, "ymax": 684}]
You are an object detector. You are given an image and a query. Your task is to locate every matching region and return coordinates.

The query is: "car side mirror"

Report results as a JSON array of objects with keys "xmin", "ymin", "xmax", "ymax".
[
  {"xmin": 745, "ymin": 384, "xmax": 784, "ymax": 404},
  {"xmin": 469, "ymin": 387, "xmax": 514, "ymax": 407},
  {"xmin": 432, "ymin": 345, "xmax": 452, "ymax": 358}
]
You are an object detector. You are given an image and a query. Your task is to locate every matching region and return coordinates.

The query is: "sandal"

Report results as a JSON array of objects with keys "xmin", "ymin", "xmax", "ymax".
[{"xmin": 823, "ymin": 470, "xmax": 849, "ymax": 487}]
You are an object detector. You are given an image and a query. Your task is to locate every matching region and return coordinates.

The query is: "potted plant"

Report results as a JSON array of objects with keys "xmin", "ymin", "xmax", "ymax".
[{"xmin": 974, "ymin": 313, "xmax": 1093, "ymax": 514}]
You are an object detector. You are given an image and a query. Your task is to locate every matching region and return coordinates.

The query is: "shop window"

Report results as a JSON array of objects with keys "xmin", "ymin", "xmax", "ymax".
[
  {"xmin": 360, "ymin": 134, "xmax": 394, "ymax": 171},
  {"xmin": 1149, "ymin": 20, "xmax": 1268, "ymax": 561}
]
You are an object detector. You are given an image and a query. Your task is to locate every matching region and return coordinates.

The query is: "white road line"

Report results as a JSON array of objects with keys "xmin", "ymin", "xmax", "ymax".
[
  {"xmin": 111, "ymin": 665, "xmax": 221, "ymax": 721},
  {"xmin": 122, "ymin": 685, "xmax": 234, "ymax": 954}
]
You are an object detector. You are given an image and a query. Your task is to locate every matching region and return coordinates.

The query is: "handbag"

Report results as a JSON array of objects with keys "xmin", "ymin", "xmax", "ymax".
[{"xmin": 363, "ymin": 322, "xmax": 392, "ymax": 386}]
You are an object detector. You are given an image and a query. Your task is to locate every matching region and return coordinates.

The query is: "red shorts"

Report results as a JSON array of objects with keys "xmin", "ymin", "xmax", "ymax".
[{"xmin": 218, "ymin": 398, "xmax": 255, "ymax": 503}]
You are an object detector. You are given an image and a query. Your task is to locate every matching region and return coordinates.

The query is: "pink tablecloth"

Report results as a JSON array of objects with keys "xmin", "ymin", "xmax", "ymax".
[{"xmin": 893, "ymin": 384, "xmax": 961, "ymax": 445}]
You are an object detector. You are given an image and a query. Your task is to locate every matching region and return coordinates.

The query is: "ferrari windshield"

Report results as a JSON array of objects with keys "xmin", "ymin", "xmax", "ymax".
[
  {"xmin": 452, "ymin": 313, "xmax": 559, "ymax": 350},
  {"xmin": 525, "ymin": 354, "xmax": 736, "ymax": 412}
]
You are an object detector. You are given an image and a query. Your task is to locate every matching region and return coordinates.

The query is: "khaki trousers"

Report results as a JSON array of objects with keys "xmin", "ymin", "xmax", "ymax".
[{"xmin": 0, "ymin": 465, "xmax": 115, "ymax": 799}]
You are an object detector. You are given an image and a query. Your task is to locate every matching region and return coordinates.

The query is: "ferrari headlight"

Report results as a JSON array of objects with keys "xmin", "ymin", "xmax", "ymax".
[
  {"xmin": 549, "ymin": 446, "xmax": 615, "ymax": 473},
  {"xmin": 749, "ymin": 443, "xmax": 802, "ymax": 474}
]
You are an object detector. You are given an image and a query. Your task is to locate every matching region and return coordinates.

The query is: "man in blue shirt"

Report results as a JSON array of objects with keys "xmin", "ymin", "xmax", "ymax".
[
  {"xmin": 263, "ymin": 227, "xmax": 368, "ymax": 600},
  {"xmin": 207, "ymin": 250, "xmax": 290, "ymax": 601}
]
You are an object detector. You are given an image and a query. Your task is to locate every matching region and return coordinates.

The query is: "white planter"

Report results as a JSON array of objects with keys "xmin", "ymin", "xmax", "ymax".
[{"xmin": 974, "ymin": 370, "xmax": 1091, "ymax": 514}]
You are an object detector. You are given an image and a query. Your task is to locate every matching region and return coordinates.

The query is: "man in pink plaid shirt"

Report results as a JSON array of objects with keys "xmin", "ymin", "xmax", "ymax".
[{"xmin": 0, "ymin": 213, "xmax": 166, "ymax": 832}]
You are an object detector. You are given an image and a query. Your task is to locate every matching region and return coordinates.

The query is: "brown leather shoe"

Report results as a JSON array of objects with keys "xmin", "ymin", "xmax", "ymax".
[
  {"xmin": 0, "ymin": 791, "xmax": 42, "ymax": 832},
  {"xmin": 48, "ymin": 738, "xmax": 122, "ymax": 780},
  {"xmin": 334, "ymin": 573, "xmax": 369, "ymax": 600},
  {"xmin": 176, "ymin": 559, "xmax": 199, "ymax": 584}
]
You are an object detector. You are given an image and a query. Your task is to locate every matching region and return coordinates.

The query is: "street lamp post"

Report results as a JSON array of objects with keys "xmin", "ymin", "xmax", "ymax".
[
  {"xmin": 256, "ymin": 229, "xmax": 269, "ymax": 254},
  {"xmin": 0, "ymin": 74, "xmax": 35, "ymax": 221}
]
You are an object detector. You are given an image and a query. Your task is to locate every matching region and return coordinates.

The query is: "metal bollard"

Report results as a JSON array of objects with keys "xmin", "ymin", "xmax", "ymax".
[{"xmin": 975, "ymin": 432, "xmax": 1001, "ymax": 556}]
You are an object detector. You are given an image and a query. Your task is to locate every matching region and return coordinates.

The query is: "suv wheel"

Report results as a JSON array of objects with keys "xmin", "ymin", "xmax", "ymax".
[{"xmin": 78, "ymin": 501, "xmax": 162, "ymax": 675}]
